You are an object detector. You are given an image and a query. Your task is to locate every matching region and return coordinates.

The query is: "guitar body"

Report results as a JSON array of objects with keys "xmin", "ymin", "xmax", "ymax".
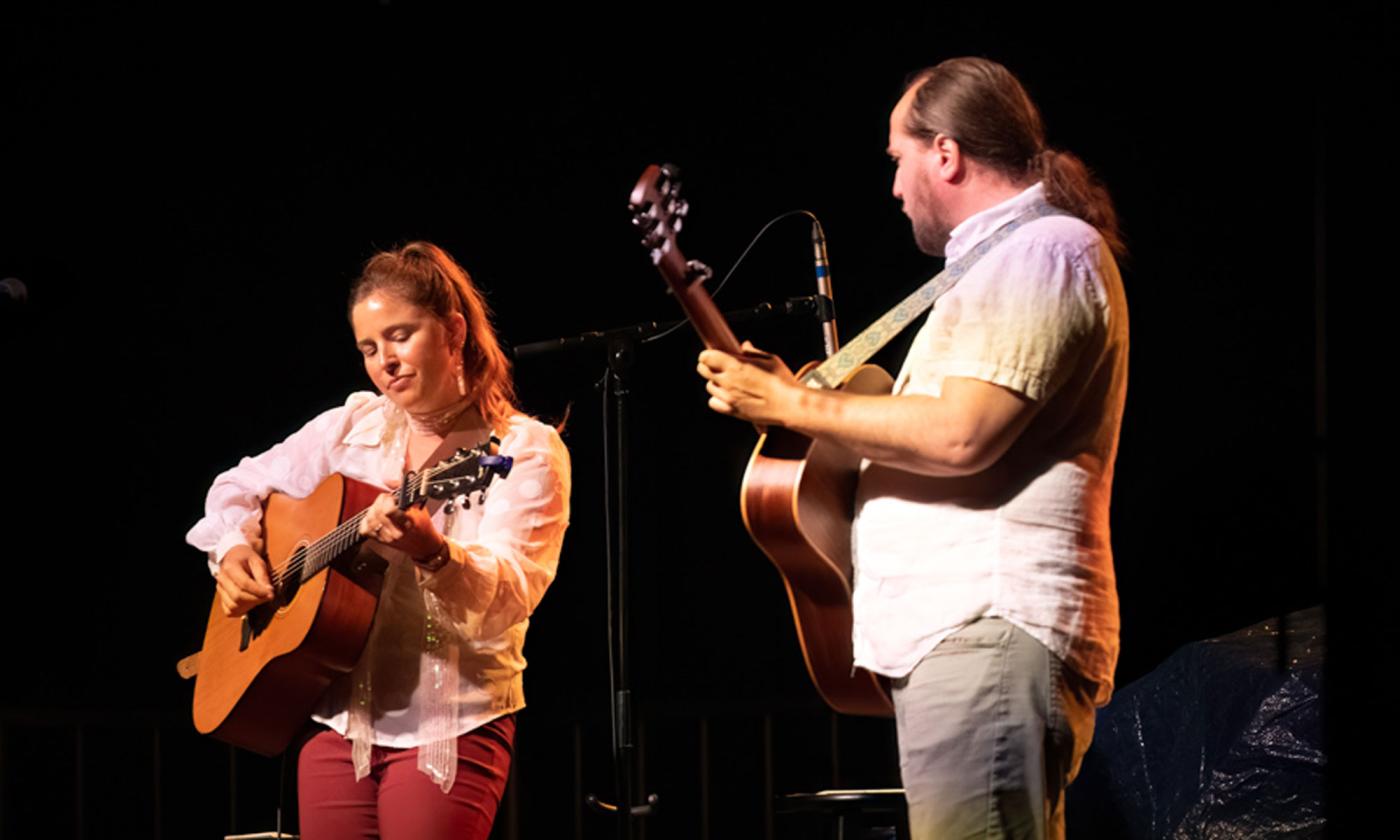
[
  {"xmin": 740, "ymin": 363, "xmax": 896, "ymax": 717},
  {"xmin": 192, "ymin": 473, "xmax": 388, "ymax": 756}
]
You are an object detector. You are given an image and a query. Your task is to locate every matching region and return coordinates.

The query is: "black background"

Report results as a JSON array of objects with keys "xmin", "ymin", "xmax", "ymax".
[{"xmin": 0, "ymin": 5, "xmax": 1388, "ymax": 838}]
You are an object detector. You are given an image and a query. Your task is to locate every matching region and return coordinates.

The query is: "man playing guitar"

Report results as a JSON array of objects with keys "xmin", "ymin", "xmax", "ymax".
[{"xmin": 697, "ymin": 58, "xmax": 1128, "ymax": 840}]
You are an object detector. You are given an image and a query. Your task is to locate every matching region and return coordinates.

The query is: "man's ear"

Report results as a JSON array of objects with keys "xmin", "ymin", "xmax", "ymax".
[{"xmin": 928, "ymin": 133, "xmax": 964, "ymax": 183}]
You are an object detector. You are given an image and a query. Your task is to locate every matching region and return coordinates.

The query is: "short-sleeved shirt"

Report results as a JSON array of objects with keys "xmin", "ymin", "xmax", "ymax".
[{"xmin": 851, "ymin": 182, "xmax": 1127, "ymax": 702}]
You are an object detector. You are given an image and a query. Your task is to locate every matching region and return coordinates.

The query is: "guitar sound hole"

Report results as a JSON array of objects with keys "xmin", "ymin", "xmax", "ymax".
[{"xmin": 240, "ymin": 545, "xmax": 308, "ymax": 649}]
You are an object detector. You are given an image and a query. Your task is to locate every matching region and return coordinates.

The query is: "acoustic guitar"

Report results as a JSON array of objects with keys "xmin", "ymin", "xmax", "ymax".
[
  {"xmin": 630, "ymin": 164, "xmax": 894, "ymax": 716},
  {"xmin": 189, "ymin": 445, "xmax": 513, "ymax": 755}
]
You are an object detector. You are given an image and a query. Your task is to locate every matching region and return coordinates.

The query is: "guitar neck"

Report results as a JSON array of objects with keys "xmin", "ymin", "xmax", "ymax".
[
  {"xmin": 631, "ymin": 164, "xmax": 744, "ymax": 356},
  {"xmin": 277, "ymin": 455, "xmax": 494, "ymax": 587},
  {"xmin": 656, "ymin": 240, "xmax": 742, "ymax": 355}
]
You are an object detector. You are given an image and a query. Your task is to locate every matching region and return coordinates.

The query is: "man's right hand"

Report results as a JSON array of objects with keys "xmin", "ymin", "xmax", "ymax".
[
  {"xmin": 215, "ymin": 544, "xmax": 276, "ymax": 617},
  {"xmin": 697, "ymin": 341, "xmax": 802, "ymax": 429}
]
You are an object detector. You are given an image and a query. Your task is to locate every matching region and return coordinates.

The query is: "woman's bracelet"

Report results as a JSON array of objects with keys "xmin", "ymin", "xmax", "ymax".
[{"xmin": 415, "ymin": 539, "xmax": 451, "ymax": 573}]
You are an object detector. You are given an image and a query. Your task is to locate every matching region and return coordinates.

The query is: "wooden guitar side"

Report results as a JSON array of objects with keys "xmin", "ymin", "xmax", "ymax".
[
  {"xmin": 740, "ymin": 363, "xmax": 896, "ymax": 717},
  {"xmin": 191, "ymin": 474, "xmax": 387, "ymax": 756}
]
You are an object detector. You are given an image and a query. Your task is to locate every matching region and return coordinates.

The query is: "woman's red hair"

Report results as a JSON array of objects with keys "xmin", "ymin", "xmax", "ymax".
[{"xmin": 349, "ymin": 241, "xmax": 519, "ymax": 431}]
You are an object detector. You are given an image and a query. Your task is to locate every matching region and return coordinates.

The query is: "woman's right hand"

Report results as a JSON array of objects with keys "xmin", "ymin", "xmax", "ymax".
[{"xmin": 215, "ymin": 544, "xmax": 276, "ymax": 617}]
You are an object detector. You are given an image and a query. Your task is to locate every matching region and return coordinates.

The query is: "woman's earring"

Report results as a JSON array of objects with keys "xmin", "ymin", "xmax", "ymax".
[{"xmin": 455, "ymin": 354, "xmax": 467, "ymax": 397}]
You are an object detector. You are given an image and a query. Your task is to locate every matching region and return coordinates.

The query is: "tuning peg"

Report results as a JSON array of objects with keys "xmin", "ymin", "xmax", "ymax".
[
  {"xmin": 686, "ymin": 260, "xmax": 714, "ymax": 285},
  {"xmin": 481, "ymin": 455, "xmax": 513, "ymax": 474}
]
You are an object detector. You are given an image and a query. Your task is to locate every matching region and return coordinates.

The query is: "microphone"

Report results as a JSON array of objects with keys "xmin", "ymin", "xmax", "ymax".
[
  {"xmin": 810, "ymin": 221, "xmax": 839, "ymax": 357},
  {"xmin": 0, "ymin": 277, "xmax": 28, "ymax": 320}
]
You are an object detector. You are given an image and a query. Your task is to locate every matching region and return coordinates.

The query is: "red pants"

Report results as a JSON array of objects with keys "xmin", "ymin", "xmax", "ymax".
[{"xmin": 296, "ymin": 716, "xmax": 515, "ymax": 840}]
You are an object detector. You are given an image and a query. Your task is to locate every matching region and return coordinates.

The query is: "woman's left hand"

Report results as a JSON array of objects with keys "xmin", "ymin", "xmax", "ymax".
[{"xmin": 360, "ymin": 493, "xmax": 446, "ymax": 561}]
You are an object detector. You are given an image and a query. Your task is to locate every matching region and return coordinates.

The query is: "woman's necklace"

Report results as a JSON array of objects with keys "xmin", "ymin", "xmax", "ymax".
[{"xmin": 405, "ymin": 396, "xmax": 473, "ymax": 438}]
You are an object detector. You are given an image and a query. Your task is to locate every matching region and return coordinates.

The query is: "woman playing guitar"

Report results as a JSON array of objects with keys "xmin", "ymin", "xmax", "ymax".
[{"xmin": 186, "ymin": 242, "xmax": 571, "ymax": 840}]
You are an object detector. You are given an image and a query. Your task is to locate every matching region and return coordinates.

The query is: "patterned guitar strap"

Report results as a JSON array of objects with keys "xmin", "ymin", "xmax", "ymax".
[{"xmin": 800, "ymin": 199, "xmax": 1066, "ymax": 389}]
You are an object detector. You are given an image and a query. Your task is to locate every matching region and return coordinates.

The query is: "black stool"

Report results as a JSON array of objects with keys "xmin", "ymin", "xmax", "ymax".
[{"xmin": 777, "ymin": 789, "xmax": 908, "ymax": 840}]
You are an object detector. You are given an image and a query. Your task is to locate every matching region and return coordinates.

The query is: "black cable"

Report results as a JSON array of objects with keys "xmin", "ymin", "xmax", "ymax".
[{"xmin": 641, "ymin": 209, "xmax": 819, "ymax": 345}]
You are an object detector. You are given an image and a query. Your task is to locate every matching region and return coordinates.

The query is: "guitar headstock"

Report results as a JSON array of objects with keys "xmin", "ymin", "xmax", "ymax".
[
  {"xmin": 401, "ymin": 443, "xmax": 514, "ymax": 509},
  {"xmin": 629, "ymin": 163, "xmax": 689, "ymax": 265},
  {"xmin": 628, "ymin": 163, "xmax": 742, "ymax": 354}
]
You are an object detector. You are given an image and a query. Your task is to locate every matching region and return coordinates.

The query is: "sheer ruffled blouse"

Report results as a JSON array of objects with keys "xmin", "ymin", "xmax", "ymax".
[{"xmin": 186, "ymin": 392, "xmax": 571, "ymax": 789}]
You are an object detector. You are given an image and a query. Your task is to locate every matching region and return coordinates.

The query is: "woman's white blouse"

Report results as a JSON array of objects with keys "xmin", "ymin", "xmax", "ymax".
[{"xmin": 186, "ymin": 392, "xmax": 570, "ymax": 788}]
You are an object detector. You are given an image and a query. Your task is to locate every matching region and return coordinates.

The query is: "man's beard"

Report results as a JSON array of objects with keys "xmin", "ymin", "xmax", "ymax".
[
  {"xmin": 906, "ymin": 188, "xmax": 954, "ymax": 257},
  {"xmin": 910, "ymin": 214, "xmax": 953, "ymax": 257}
]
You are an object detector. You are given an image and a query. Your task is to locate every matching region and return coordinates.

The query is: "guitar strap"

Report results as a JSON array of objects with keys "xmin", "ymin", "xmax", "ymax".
[{"xmin": 800, "ymin": 199, "xmax": 1068, "ymax": 389}]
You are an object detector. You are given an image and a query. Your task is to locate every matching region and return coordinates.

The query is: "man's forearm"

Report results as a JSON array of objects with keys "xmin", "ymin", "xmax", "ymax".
[
  {"xmin": 782, "ymin": 378, "xmax": 1034, "ymax": 477},
  {"xmin": 698, "ymin": 348, "xmax": 1037, "ymax": 474}
]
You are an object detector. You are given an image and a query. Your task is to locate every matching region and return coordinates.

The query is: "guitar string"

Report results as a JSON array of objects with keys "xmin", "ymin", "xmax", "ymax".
[
  {"xmin": 266, "ymin": 458, "xmax": 499, "ymax": 586},
  {"xmin": 269, "ymin": 510, "xmax": 369, "ymax": 586},
  {"xmin": 267, "ymin": 471, "xmax": 419, "ymax": 585},
  {"xmin": 269, "ymin": 489, "xmax": 418, "ymax": 586},
  {"xmin": 268, "ymin": 501, "xmax": 404, "ymax": 586},
  {"xmin": 266, "ymin": 456, "xmax": 489, "ymax": 588}
]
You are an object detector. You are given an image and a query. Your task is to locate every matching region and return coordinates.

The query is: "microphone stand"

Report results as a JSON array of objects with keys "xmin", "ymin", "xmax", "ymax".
[
  {"xmin": 512, "ymin": 294, "xmax": 835, "ymax": 840},
  {"xmin": 511, "ymin": 295, "xmax": 836, "ymax": 362}
]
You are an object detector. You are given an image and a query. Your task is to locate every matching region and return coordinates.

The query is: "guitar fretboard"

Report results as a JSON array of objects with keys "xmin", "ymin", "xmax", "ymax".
[{"xmin": 270, "ymin": 468, "xmax": 437, "ymax": 589}]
